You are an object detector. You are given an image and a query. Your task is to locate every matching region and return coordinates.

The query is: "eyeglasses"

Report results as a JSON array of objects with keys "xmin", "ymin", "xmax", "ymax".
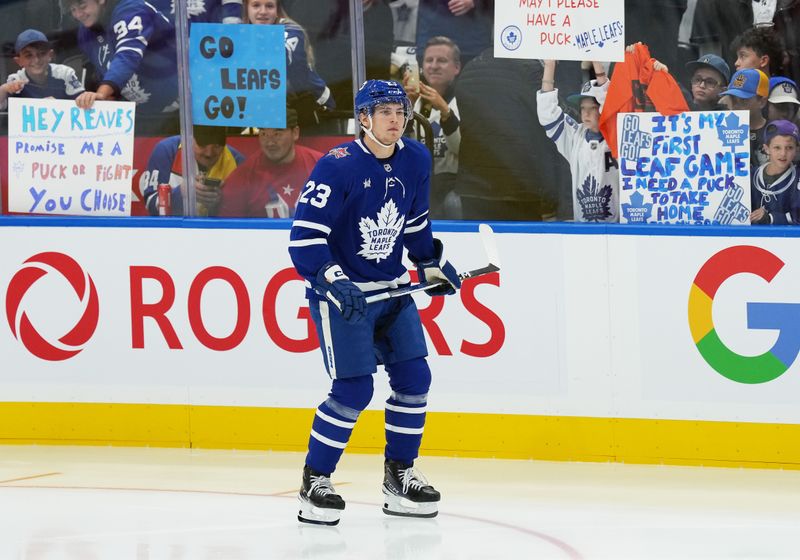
[{"xmin": 691, "ymin": 76, "xmax": 722, "ymax": 88}]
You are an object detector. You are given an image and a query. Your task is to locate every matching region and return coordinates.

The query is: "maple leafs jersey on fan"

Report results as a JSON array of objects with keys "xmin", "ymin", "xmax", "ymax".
[
  {"xmin": 289, "ymin": 138, "xmax": 435, "ymax": 299},
  {"xmin": 78, "ymin": 0, "xmax": 178, "ymax": 113}
]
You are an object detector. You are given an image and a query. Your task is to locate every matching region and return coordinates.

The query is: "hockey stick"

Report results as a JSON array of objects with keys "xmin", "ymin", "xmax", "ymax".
[{"xmin": 365, "ymin": 224, "xmax": 501, "ymax": 304}]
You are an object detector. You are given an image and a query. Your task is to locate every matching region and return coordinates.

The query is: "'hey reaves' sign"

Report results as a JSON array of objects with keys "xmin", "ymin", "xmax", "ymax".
[
  {"xmin": 7, "ymin": 98, "xmax": 135, "ymax": 216},
  {"xmin": 495, "ymin": 0, "xmax": 624, "ymax": 61},
  {"xmin": 190, "ymin": 23, "xmax": 286, "ymax": 128},
  {"xmin": 617, "ymin": 111, "xmax": 752, "ymax": 225}
]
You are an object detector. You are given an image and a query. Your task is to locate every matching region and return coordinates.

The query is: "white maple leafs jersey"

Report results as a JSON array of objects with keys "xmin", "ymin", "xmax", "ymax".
[{"xmin": 289, "ymin": 138, "xmax": 436, "ymax": 298}]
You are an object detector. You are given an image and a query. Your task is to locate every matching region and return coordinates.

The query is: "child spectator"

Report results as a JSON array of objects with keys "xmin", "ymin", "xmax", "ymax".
[
  {"xmin": 0, "ymin": 29, "xmax": 84, "ymax": 110},
  {"xmin": 750, "ymin": 119, "xmax": 799, "ymax": 225},
  {"xmin": 685, "ymin": 54, "xmax": 730, "ymax": 110},
  {"xmin": 537, "ymin": 59, "xmax": 619, "ymax": 223},
  {"xmin": 243, "ymin": 0, "xmax": 334, "ymax": 125},
  {"xmin": 724, "ymin": 68, "xmax": 770, "ymax": 167},
  {"xmin": 64, "ymin": 0, "xmax": 179, "ymax": 115},
  {"xmin": 767, "ymin": 76, "xmax": 800, "ymax": 125},
  {"xmin": 731, "ymin": 26, "xmax": 785, "ymax": 77},
  {"xmin": 141, "ymin": 125, "xmax": 245, "ymax": 217}
]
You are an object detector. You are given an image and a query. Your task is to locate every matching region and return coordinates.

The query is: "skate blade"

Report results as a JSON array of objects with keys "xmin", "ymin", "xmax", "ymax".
[
  {"xmin": 298, "ymin": 497, "xmax": 342, "ymax": 526},
  {"xmin": 382, "ymin": 493, "xmax": 438, "ymax": 518}
]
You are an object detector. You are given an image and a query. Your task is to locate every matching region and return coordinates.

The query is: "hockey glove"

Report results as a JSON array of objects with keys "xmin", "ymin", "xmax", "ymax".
[
  {"xmin": 314, "ymin": 262, "xmax": 367, "ymax": 323},
  {"xmin": 411, "ymin": 239, "xmax": 461, "ymax": 296}
]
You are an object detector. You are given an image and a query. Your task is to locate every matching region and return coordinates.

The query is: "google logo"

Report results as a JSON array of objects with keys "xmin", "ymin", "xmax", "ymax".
[{"xmin": 688, "ymin": 245, "xmax": 800, "ymax": 384}]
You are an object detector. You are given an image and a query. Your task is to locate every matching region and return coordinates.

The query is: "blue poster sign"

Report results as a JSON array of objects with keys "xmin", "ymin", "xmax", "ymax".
[{"xmin": 189, "ymin": 23, "xmax": 286, "ymax": 128}]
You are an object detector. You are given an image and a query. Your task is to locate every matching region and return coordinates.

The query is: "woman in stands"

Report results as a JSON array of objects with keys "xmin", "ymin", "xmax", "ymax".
[{"xmin": 243, "ymin": 0, "xmax": 335, "ymax": 124}]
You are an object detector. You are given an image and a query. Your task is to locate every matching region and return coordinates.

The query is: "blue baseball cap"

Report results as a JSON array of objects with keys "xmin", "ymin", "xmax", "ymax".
[
  {"xmin": 725, "ymin": 69, "xmax": 770, "ymax": 99},
  {"xmin": 14, "ymin": 29, "xmax": 50, "ymax": 54},
  {"xmin": 686, "ymin": 54, "xmax": 731, "ymax": 84}
]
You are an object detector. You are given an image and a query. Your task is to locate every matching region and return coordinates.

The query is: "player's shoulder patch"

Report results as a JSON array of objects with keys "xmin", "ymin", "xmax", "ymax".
[{"xmin": 327, "ymin": 146, "xmax": 351, "ymax": 159}]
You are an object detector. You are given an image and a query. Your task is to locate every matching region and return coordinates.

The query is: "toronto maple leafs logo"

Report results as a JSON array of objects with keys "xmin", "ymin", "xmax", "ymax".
[
  {"xmin": 328, "ymin": 147, "xmax": 350, "ymax": 159},
  {"xmin": 577, "ymin": 175, "xmax": 612, "ymax": 222},
  {"xmin": 621, "ymin": 191, "xmax": 653, "ymax": 223},
  {"xmin": 717, "ymin": 112, "xmax": 749, "ymax": 152},
  {"xmin": 122, "ymin": 74, "xmax": 151, "ymax": 105},
  {"xmin": 357, "ymin": 199, "xmax": 405, "ymax": 263}
]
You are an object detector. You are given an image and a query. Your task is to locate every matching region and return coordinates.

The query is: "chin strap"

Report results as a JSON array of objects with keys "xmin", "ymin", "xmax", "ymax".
[{"xmin": 360, "ymin": 113, "xmax": 408, "ymax": 149}]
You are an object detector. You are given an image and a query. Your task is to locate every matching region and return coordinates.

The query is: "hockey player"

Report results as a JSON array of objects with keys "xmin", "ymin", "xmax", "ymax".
[
  {"xmin": 537, "ymin": 59, "xmax": 619, "ymax": 223},
  {"xmin": 64, "ymin": 0, "xmax": 178, "ymax": 114},
  {"xmin": 288, "ymin": 79, "xmax": 461, "ymax": 525}
]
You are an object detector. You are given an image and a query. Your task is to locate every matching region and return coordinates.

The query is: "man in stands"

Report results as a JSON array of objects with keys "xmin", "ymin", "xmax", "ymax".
[
  {"xmin": 141, "ymin": 125, "xmax": 245, "ymax": 216},
  {"xmin": 217, "ymin": 108, "xmax": 323, "ymax": 217}
]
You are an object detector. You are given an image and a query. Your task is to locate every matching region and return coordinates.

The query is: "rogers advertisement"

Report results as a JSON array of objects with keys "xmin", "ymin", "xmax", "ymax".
[{"xmin": 0, "ymin": 225, "xmax": 519, "ymax": 412}]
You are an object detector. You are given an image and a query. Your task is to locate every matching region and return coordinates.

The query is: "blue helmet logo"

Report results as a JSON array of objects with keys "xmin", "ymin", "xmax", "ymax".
[{"xmin": 354, "ymin": 79, "xmax": 412, "ymax": 120}]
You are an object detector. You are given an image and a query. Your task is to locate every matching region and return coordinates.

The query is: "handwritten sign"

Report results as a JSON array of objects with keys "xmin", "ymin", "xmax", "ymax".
[
  {"xmin": 495, "ymin": 0, "xmax": 624, "ymax": 62},
  {"xmin": 190, "ymin": 23, "xmax": 286, "ymax": 127},
  {"xmin": 7, "ymin": 98, "xmax": 136, "ymax": 216},
  {"xmin": 618, "ymin": 111, "xmax": 752, "ymax": 225}
]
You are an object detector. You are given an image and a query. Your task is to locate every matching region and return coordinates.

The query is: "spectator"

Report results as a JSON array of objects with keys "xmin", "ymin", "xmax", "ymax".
[
  {"xmin": 724, "ymin": 68, "xmax": 770, "ymax": 167},
  {"xmin": 767, "ymin": 76, "xmax": 800, "ymax": 125},
  {"xmin": 281, "ymin": 0, "xmax": 393, "ymax": 117},
  {"xmin": 750, "ymin": 119, "xmax": 799, "ymax": 224},
  {"xmin": 625, "ymin": 0, "xmax": 688, "ymax": 80},
  {"xmin": 685, "ymin": 53, "xmax": 730, "ymax": 110},
  {"xmin": 141, "ymin": 125, "xmax": 245, "ymax": 216},
  {"xmin": 244, "ymin": 0, "xmax": 334, "ymax": 125},
  {"xmin": 190, "ymin": 0, "xmax": 243, "ymax": 24},
  {"xmin": 691, "ymin": 0, "xmax": 800, "ymax": 82},
  {"xmin": 0, "ymin": 29, "xmax": 84, "ymax": 110},
  {"xmin": 218, "ymin": 109, "xmax": 323, "ymax": 217},
  {"xmin": 731, "ymin": 26, "xmax": 785, "ymax": 77},
  {"xmin": 538, "ymin": 60, "xmax": 619, "ymax": 223},
  {"xmin": 63, "ymin": 0, "xmax": 179, "ymax": 116},
  {"xmin": 455, "ymin": 48, "xmax": 569, "ymax": 220},
  {"xmin": 598, "ymin": 42, "xmax": 689, "ymax": 159},
  {"xmin": 406, "ymin": 36, "xmax": 462, "ymax": 219},
  {"xmin": 389, "ymin": 0, "xmax": 418, "ymax": 46},
  {"xmin": 416, "ymin": 0, "xmax": 492, "ymax": 67}
]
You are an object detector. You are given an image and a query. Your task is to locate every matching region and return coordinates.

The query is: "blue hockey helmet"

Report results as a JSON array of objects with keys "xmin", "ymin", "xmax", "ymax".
[{"xmin": 354, "ymin": 79, "xmax": 412, "ymax": 121}]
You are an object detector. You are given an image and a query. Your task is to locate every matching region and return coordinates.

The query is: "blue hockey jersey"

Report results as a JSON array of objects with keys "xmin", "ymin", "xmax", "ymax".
[
  {"xmin": 283, "ymin": 19, "xmax": 334, "ymax": 109},
  {"xmin": 187, "ymin": 0, "xmax": 243, "ymax": 24},
  {"xmin": 77, "ymin": 0, "xmax": 178, "ymax": 113},
  {"xmin": 289, "ymin": 138, "xmax": 436, "ymax": 298},
  {"xmin": 0, "ymin": 64, "xmax": 84, "ymax": 110}
]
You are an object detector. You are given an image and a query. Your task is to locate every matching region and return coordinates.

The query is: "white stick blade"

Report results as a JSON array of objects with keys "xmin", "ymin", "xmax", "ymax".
[{"xmin": 478, "ymin": 224, "xmax": 501, "ymax": 268}]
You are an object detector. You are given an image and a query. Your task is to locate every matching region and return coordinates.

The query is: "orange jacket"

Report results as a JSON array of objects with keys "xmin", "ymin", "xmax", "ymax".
[{"xmin": 598, "ymin": 43, "xmax": 689, "ymax": 158}]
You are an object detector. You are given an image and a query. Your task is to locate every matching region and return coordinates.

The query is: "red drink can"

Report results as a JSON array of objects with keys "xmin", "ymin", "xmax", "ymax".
[{"xmin": 157, "ymin": 184, "xmax": 171, "ymax": 216}]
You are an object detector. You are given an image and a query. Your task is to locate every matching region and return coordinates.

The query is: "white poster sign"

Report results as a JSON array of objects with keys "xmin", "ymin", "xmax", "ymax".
[
  {"xmin": 7, "ymin": 98, "xmax": 136, "ymax": 216},
  {"xmin": 618, "ymin": 111, "xmax": 752, "ymax": 225},
  {"xmin": 494, "ymin": 0, "xmax": 625, "ymax": 61}
]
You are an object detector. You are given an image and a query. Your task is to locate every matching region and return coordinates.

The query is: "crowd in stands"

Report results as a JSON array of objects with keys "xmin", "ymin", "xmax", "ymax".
[{"xmin": 2, "ymin": 0, "xmax": 800, "ymax": 223}]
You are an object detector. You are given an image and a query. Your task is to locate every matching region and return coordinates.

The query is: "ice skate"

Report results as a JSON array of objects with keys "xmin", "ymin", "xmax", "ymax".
[
  {"xmin": 298, "ymin": 465, "xmax": 345, "ymax": 526},
  {"xmin": 382, "ymin": 459, "xmax": 440, "ymax": 518}
]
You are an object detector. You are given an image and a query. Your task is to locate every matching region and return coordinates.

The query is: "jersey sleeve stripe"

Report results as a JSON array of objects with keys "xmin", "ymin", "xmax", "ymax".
[
  {"xmin": 116, "ymin": 46, "xmax": 145, "ymax": 56},
  {"xmin": 289, "ymin": 238, "xmax": 328, "ymax": 247},
  {"xmin": 406, "ymin": 210, "xmax": 429, "ymax": 225},
  {"xmin": 316, "ymin": 86, "xmax": 331, "ymax": 106},
  {"xmin": 293, "ymin": 220, "xmax": 331, "ymax": 235},
  {"xmin": 550, "ymin": 121, "xmax": 565, "ymax": 143},
  {"xmin": 542, "ymin": 111, "xmax": 564, "ymax": 131},
  {"xmin": 404, "ymin": 219, "xmax": 428, "ymax": 234}
]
